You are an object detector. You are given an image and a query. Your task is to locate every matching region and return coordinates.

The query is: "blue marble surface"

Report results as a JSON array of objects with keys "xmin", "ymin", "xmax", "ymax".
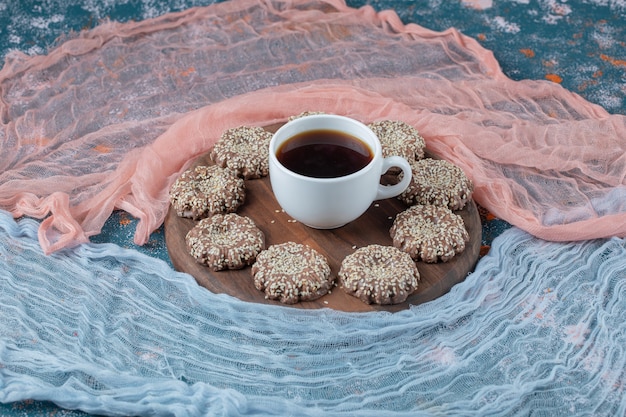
[{"xmin": 0, "ymin": 0, "xmax": 623, "ymax": 415}]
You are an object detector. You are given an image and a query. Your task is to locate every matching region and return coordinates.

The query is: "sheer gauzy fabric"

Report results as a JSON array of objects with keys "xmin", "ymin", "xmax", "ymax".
[
  {"xmin": 1, "ymin": 211, "xmax": 625, "ymax": 416},
  {"xmin": 0, "ymin": 0, "xmax": 625, "ymax": 254}
]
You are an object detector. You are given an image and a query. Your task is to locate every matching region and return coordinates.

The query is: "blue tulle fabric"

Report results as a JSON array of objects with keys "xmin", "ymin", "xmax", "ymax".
[{"xmin": 0, "ymin": 209, "xmax": 624, "ymax": 416}]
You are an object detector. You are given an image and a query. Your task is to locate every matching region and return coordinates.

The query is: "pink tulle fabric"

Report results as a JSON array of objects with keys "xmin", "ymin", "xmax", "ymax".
[{"xmin": 1, "ymin": 0, "xmax": 624, "ymax": 254}]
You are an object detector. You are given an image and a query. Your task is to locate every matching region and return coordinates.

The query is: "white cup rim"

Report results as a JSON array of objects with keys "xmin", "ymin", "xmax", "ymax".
[{"xmin": 269, "ymin": 114, "xmax": 382, "ymax": 183}]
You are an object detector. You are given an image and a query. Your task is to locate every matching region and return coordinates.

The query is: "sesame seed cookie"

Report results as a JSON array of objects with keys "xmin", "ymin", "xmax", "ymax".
[
  {"xmin": 390, "ymin": 204, "xmax": 469, "ymax": 263},
  {"xmin": 287, "ymin": 111, "xmax": 326, "ymax": 121},
  {"xmin": 368, "ymin": 120, "xmax": 426, "ymax": 162},
  {"xmin": 251, "ymin": 242, "xmax": 333, "ymax": 304},
  {"xmin": 185, "ymin": 213, "xmax": 265, "ymax": 271},
  {"xmin": 399, "ymin": 158, "xmax": 473, "ymax": 210},
  {"xmin": 210, "ymin": 126, "xmax": 273, "ymax": 179},
  {"xmin": 339, "ymin": 244, "xmax": 420, "ymax": 305},
  {"xmin": 169, "ymin": 165, "xmax": 245, "ymax": 220}
]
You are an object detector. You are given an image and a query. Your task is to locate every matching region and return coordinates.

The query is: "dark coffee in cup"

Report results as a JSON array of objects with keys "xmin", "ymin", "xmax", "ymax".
[
  {"xmin": 269, "ymin": 114, "xmax": 413, "ymax": 229},
  {"xmin": 276, "ymin": 129, "xmax": 373, "ymax": 178}
]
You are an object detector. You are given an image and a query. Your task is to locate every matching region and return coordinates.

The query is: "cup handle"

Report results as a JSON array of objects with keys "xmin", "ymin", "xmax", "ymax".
[{"xmin": 375, "ymin": 156, "xmax": 412, "ymax": 200}]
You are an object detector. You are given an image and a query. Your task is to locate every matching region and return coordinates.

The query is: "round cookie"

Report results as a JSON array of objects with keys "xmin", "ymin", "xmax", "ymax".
[
  {"xmin": 170, "ymin": 165, "xmax": 245, "ymax": 220},
  {"xmin": 390, "ymin": 204, "xmax": 469, "ymax": 263},
  {"xmin": 186, "ymin": 213, "xmax": 265, "ymax": 271},
  {"xmin": 399, "ymin": 158, "xmax": 473, "ymax": 210},
  {"xmin": 288, "ymin": 111, "xmax": 326, "ymax": 121},
  {"xmin": 251, "ymin": 242, "xmax": 333, "ymax": 304},
  {"xmin": 210, "ymin": 126, "xmax": 273, "ymax": 179},
  {"xmin": 339, "ymin": 244, "xmax": 420, "ymax": 305},
  {"xmin": 368, "ymin": 120, "xmax": 426, "ymax": 162}
]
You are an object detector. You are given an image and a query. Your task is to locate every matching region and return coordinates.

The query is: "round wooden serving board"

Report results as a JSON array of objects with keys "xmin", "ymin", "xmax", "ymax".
[{"xmin": 165, "ymin": 125, "xmax": 481, "ymax": 313}]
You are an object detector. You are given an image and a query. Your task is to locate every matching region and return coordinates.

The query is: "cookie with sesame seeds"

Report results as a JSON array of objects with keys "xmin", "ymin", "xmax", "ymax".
[
  {"xmin": 399, "ymin": 158, "xmax": 473, "ymax": 210},
  {"xmin": 210, "ymin": 126, "xmax": 273, "ymax": 179},
  {"xmin": 169, "ymin": 165, "xmax": 245, "ymax": 220},
  {"xmin": 287, "ymin": 111, "xmax": 326, "ymax": 121},
  {"xmin": 185, "ymin": 213, "xmax": 265, "ymax": 271},
  {"xmin": 368, "ymin": 120, "xmax": 426, "ymax": 163},
  {"xmin": 391, "ymin": 204, "xmax": 469, "ymax": 263},
  {"xmin": 251, "ymin": 242, "xmax": 333, "ymax": 304},
  {"xmin": 339, "ymin": 244, "xmax": 419, "ymax": 305}
]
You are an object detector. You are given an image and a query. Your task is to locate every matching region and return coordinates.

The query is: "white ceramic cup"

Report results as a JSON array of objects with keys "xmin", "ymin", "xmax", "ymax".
[{"xmin": 268, "ymin": 114, "xmax": 412, "ymax": 229}]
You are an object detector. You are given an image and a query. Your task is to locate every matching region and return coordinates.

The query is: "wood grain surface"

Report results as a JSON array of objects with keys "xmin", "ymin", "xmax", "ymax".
[{"xmin": 165, "ymin": 125, "xmax": 481, "ymax": 313}]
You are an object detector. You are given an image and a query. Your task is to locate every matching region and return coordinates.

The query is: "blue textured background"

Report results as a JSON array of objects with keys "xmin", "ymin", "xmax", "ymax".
[{"xmin": 0, "ymin": 0, "xmax": 624, "ymax": 415}]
